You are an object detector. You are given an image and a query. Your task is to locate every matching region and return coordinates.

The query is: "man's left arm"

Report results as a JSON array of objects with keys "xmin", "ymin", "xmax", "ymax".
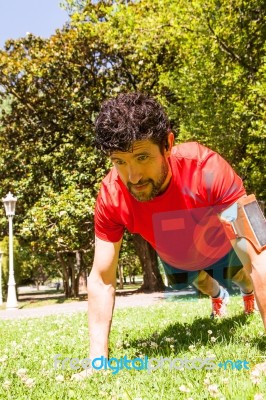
[{"xmin": 219, "ymin": 195, "xmax": 266, "ymax": 329}]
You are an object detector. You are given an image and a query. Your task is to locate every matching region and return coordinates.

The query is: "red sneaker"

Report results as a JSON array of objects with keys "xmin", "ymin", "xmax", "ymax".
[
  {"xmin": 211, "ymin": 289, "xmax": 229, "ymax": 318},
  {"xmin": 243, "ymin": 293, "xmax": 255, "ymax": 314}
]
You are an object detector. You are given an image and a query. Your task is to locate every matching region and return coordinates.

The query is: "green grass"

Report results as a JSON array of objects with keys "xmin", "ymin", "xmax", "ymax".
[{"xmin": 0, "ymin": 294, "xmax": 266, "ymax": 400}]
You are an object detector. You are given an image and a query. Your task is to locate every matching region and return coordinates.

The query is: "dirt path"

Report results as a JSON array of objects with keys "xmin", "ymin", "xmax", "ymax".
[
  {"xmin": 0, "ymin": 289, "xmax": 196, "ymax": 320},
  {"xmin": 0, "ymin": 292, "xmax": 162, "ymax": 320}
]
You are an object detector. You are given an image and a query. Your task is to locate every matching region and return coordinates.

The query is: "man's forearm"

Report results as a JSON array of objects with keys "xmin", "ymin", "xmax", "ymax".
[
  {"xmin": 87, "ymin": 277, "xmax": 116, "ymax": 359},
  {"xmin": 250, "ymin": 250, "xmax": 266, "ymax": 329}
]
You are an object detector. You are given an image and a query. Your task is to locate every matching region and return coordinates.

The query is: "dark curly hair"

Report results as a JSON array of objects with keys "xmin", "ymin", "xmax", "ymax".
[{"xmin": 95, "ymin": 92, "xmax": 171, "ymax": 154}]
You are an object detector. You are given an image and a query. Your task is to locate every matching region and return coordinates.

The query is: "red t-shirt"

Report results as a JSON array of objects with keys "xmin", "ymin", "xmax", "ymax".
[{"xmin": 94, "ymin": 142, "xmax": 245, "ymax": 271}]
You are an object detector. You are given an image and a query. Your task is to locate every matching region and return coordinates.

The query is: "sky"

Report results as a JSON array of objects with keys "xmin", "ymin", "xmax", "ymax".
[{"xmin": 0, "ymin": 0, "xmax": 70, "ymax": 49}]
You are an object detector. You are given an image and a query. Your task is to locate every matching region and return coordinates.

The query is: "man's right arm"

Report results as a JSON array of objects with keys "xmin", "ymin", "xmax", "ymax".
[{"xmin": 87, "ymin": 236, "xmax": 122, "ymax": 360}]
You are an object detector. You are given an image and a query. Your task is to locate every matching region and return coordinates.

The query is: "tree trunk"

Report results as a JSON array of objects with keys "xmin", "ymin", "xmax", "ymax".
[
  {"xmin": 57, "ymin": 252, "xmax": 71, "ymax": 298},
  {"xmin": 118, "ymin": 263, "xmax": 124, "ymax": 289},
  {"xmin": 73, "ymin": 251, "xmax": 81, "ymax": 297},
  {"xmin": 79, "ymin": 270, "xmax": 88, "ymax": 292},
  {"xmin": 133, "ymin": 234, "xmax": 165, "ymax": 292}
]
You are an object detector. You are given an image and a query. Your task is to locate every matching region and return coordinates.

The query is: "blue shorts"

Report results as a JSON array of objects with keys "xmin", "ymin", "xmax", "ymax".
[{"xmin": 160, "ymin": 248, "xmax": 243, "ymax": 290}]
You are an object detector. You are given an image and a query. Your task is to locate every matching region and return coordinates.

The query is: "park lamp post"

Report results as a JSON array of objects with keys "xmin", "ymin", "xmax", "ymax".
[
  {"xmin": 2, "ymin": 192, "xmax": 18, "ymax": 309},
  {"xmin": 0, "ymin": 250, "xmax": 3, "ymax": 306}
]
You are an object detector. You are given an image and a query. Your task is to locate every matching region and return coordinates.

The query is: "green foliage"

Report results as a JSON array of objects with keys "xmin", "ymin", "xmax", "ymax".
[
  {"xmin": 0, "ymin": 27, "xmax": 110, "ymax": 288},
  {"xmin": 0, "ymin": 236, "xmax": 42, "ymax": 299},
  {"xmin": 158, "ymin": 0, "xmax": 266, "ymax": 198},
  {"xmin": 0, "ymin": 0, "xmax": 265, "ymax": 290},
  {"xmin": 21, "ymin": 186, "xmax": 95, "ymax": 252}
]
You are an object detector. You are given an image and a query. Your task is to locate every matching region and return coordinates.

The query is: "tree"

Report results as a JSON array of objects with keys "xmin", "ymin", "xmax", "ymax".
[
  {"xmin": 0, "ymin": 0, "xmax": 265, "ymax": 296},
  {"xmin": 0, "ymin": 1, "xmax": 174, "ymax": 293},
  {"xmin": 0, "ymin": 29, "xmax": 111, "ymax": 296},
  {"xmin": 133, "ymin": 234, "xmax": 165, "ymax": 292},
  {"xmin": 159, "ymin": 0, "xmax": 266, "ymax": 198}
]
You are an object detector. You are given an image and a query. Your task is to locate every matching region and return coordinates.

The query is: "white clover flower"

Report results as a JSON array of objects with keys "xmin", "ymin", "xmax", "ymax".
[
  {"xmin": 24, "ymin": 378, "xmax": 35, "ymax": 388},
  {"xmin": 179, "ymin": 385, "xmax": 190, "ymax": 393},
  {"xmin": 17, "ymin": 368, "xmax": 27, "ymax": 377},
  {"xmin": 2, "ymin": 380, "xmax": 11, "ymax": 390},
  {"xmin": 206, "ymin": 351, "xmax": 216, "ymax": 358},
  {"xmin": 222, "ymin": 378, "xmax": 229, "ymax": 384},
  {"xmin": 0, "ymin": 355, "xmax": 8, "ymax": 363},
  {"xmin": 150, "ymin": 342, "xmax": 158, "ymax": 348},
  {"xmin": 210, "ymin": 337, "xmax": 217, "ymax": 343},
  {"xmin": 254, "ymin": 395, "xmax": 264, "ymax": 400},
  {"xmin": 55, "ymin": 374, "xmax": 64, "ymax": 382},
  {"xmin": 207, "ymin": 384, "xmax": 219, "ymax": 396},
  {"xmin": 208, "ymin": 330, "xmax": 213, "ymax": 335},
  {"xmin": 99, "ymin": 391, "xmax": 108, "ymax": 396}
]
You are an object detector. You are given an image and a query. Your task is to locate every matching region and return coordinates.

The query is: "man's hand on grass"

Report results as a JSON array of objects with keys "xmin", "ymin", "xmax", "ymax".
[
  {"xmin": 252, "ymin": 362, "xmax": 266, "ymax": 374},
  {"xmin": 71, "ymin": 369, "xmax": 93, "ymax": 381},
  {"xmin": 71, "ymin": 368, "xmax": 110, "ymax": 380}
]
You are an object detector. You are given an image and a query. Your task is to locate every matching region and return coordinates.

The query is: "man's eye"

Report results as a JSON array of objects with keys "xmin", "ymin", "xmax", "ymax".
[
  {"xmin": 115, "ymin": 160, "xmax": 126, "ymax": 165},
  {"xmin": 138, "ymin": 155, "xmax": 148, "ymax": 161}
]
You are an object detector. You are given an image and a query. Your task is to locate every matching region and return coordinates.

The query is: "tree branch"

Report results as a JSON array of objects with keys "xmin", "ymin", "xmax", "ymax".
[{"xmin": 206, "ymin": 19, "xmax": 257, "ymax": 74}]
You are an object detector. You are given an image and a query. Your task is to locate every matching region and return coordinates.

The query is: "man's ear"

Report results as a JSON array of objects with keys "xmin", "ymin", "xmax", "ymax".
[{"xmin": 165, "ymin": 132, "xmax": 174, "ymax": 155}]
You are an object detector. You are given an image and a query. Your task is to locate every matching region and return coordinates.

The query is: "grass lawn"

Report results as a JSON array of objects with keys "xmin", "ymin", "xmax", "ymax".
[{"xmin": 0, "ymin": 294, "xmax": 266, "ymax": 400}]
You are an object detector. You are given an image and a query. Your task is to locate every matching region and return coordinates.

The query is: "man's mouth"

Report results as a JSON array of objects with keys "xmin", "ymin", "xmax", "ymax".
[{"xmin": 130, "ymin": 182, "xmax": 150, "ymax": 191}]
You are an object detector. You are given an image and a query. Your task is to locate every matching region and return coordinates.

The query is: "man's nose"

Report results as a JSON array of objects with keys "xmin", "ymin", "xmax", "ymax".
[{"xmin": 127, "ymin": 165, "xmax": 142, "ymax": 184}]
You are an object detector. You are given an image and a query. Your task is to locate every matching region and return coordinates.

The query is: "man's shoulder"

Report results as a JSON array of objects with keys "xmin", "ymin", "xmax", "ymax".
[
  {"xmin": 100, "ymin": 167, "xmax": 125, "ymax": 202},
  {"xmin": 171, "ymin": 141, "xmax": 214, "ymax": 161},
  {"xmin": 102, "ymin": 167, "xmax": 119, "ymax": 186}
]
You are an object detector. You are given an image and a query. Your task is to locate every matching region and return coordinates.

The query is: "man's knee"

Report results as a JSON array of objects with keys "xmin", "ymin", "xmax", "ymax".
[
  {"xmin": 225, "ymin": 265, "xmax": 245, "ymax": 281},
  {"xmin": 195, "ymin": 270, "xmax": 208, "ymax": 285},
  {"xmin": 230, "ymin": 268, "xmax": 246, "ymax": 283},
  {"xmin": 194, "ymin": 271, "xmax": 215, "ymax": 290}
]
